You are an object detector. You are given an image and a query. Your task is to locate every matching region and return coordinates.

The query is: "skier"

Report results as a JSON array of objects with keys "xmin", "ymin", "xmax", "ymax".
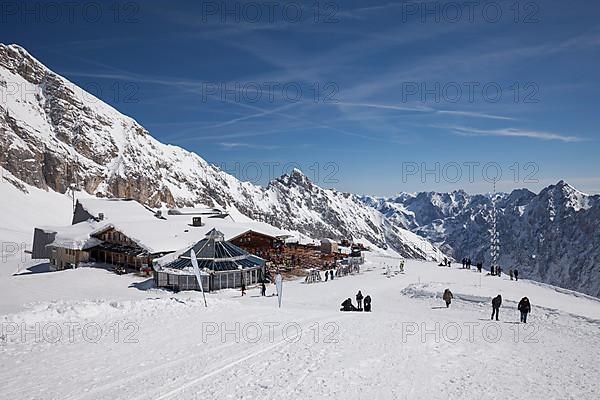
[
  {"xmin": 340, "ymin": 298, "xmax": 358, "ymax": 312},
  {"xmin": 467, "ymin": 258, "xmax": 472, "ymax": 269},
  {"xmin": 509, "ymin": 269, "xmax": 514, "ymax": 280},
  {"xmin": 261, "ymin": 282, "xmax": 266, "ymax": 297},
  {"xmin": 514, "ymin": 269, "xmax": 519, "ymax": 281},
  {"xmin": 491, "ymin": 294, "xmax": 502, "ymax": 321},
  {"xmin": 477, "ymin": 262, "xmax": 482, "ymax": 273},
  {"xmin": 330, "ymin": 270, "xmax": 334, "ymax": 280},
  {"xmin": 491, "ymin": 266, "xmax": 495, "ymax": 276},
  {"xmin": 364, "ymin": 295, "xmax": 372, "ymax": 312},
  {"xmin": 241, "ymin": 281, "xmax": 246, "ymax": 296},
  {"xmin": 443, "ymin": 288, "xmax": 454, "ymax": 308},
  {"xmin": 518, "ymin": 297, "xmax": 531, "ymax": 323},
  {"xmin": 462, "ymin": 258, "xmax": 466, "ymax": 269},
  {"xmin": 356, "ymin": 290, "xmax": 364, "ymax": 311},
  {"xmin": 497, "ymin": 267, "xmax": 502, "ymax": 277}
]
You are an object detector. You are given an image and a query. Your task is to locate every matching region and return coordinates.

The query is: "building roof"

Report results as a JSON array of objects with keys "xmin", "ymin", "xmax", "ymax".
[
  {"xmin": 229, "ymin": 229, "xmax": 279, "ymax": 242},
  {"xmin": 159, "ymin": 229, "xmax": 265, "ymax": 274},
  {"xmin": 321, "ymin": 238, "xmax": 337, "ymax": 244},
  {"xmin": 49, "ymin": 197, "xmax": 308, "ymax": 256},
  {"xmin": 45, "ymin": 220, "xmax": 103, "ymax": 250}
]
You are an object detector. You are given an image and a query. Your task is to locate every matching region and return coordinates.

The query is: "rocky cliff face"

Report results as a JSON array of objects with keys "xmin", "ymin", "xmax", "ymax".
[
  {"xmin": 364, "ymin": 182, "xmax": 600, "ymax": 297},
  {"xmin": 0, "ymin": 43, "xmax": 440, "ymax": 260}
]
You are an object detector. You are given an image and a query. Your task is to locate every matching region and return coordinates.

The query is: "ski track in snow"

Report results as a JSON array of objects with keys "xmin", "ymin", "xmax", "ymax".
[{"xmin": 1, "ymin": 256, "xmax": 599, "ymax": 399}]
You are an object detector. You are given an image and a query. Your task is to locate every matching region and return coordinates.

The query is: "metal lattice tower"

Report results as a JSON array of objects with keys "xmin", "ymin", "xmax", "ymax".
[{"xmin": 490, "ymin": 179, "xmax": 500, "ymax": 269}]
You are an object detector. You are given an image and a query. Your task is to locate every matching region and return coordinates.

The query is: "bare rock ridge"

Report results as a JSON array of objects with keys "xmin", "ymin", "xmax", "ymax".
[{"xmin": 0, "ymin": 43, "xmax": 438, "ymax": 261}]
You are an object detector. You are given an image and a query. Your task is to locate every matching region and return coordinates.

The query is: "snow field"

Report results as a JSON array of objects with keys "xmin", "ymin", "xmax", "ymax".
[{"xmin": 0, "ymin": 254, "xmax": 599, "ymax": 399}]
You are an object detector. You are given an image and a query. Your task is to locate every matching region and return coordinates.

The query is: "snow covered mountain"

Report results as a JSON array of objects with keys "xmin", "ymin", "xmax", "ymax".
[
  {"xmin": 364, "ymin": 182, "xmax": 600, "ymax": 297},
  {"xmin": 0, "ymin": 43, "xmax": 439, "ymax": 260}
]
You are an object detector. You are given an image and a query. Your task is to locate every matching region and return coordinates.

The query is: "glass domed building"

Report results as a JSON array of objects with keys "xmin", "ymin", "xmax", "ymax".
[{"xmin": 154, "ymin": 229, "xmax": 266, "ymax": 291}]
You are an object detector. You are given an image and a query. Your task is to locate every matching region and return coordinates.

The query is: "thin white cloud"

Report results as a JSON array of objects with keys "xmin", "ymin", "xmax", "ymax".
[
  {"xmin": 218, "ymin": 142, "xmax": 280, "ymax": 150},
  {"xmin": 448, "ymin": 126, "xmax": 583, "ymax": 142},
  {"xmin": 437, "ymin": 110, "xmax": 516, "ymax": 121},
  {"xmin": 205, "ymin": 103, "xmax": 298, "ymax": 129},
  {"xmin": 335, "ymin": 101, "xmax": 433, "ymax": 113}
]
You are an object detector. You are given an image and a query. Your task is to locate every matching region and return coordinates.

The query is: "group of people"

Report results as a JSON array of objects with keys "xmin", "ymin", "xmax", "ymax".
[
  {"xmin": 305, "ymin": 269, "xmax": 336, "ymax": 284},
  {"xmin": 340, "ymin": 290, "xmax": 372, "ymax": 312},
  {"xmin": 458, "ymin": 256, "xmax": 521, "ymax": 281},
  {"xmin": 438, "ymin": 257, "xmax": 452, "ymax": 268},
  {"xmin": 443, "ymin": 290, "xmax": 531, "ymax": 323},
  {"xmin": 489, "ymin": 266, "xmax": 519, "ymax": 280}
]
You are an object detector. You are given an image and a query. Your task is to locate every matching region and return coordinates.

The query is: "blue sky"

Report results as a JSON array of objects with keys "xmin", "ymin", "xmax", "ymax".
[{"xmin": 2, "ymin": 0, "xmax": 599, "ymax": 195}]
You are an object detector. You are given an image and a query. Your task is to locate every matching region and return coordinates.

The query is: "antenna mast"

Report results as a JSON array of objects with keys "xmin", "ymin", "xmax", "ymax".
[{"xmin": 490, "ymin": 178, "xmax": 500, "ymax": 271}]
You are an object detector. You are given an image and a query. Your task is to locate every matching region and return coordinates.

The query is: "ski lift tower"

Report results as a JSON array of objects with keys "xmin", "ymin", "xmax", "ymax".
[{"xmin": 490, "ymin": 178, "xmax": 500, "ymax": 271}]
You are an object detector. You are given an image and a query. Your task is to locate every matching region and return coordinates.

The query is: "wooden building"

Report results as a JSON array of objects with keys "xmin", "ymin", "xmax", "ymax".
[{"xmin": 230, "ymin": 230, "xmax": 284, "ymax": 257}]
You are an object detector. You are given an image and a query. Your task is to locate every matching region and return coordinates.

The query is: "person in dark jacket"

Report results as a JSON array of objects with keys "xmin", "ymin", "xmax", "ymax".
[
  {"xmin": 497, "ymin": 267, "xmax": 502, "ymax": 277},
  {"xmin": 491, "ymin": 294, "xmax": 502, "ymax": 320},
  {"xmin": 514, "ymin": 269, "xmax": 519, "ymax": 281},
  {"xmin": 364, "ymin": 295, "xmax": 372, "ymax": 312},
  {"xmin": 330, "ymin": 270, "xmax": 334, "ymax": 280},
  {"xmin": 340, "ymin": 298, "xmax": 358, "ymax": 311},
  {"xmin": 518, "ymin": 297, "xmax": 531, "ymax": 323},
  {"xmin": 443, "ymin": 288, "xmax": 454, "ymax": 308},
  {"xmin": 356, "ymin": 290, "xmax": 364, "ymax": 311},
  {"xmin": 241, "ymin": 281, "xmax": 246, "ymax": 296},
  {"xmin": 261, "ymin": 282, "xmax": 266, "ymax": 296},
  {"xmin": 477, "ymin": 262, "xmax": 482, "ymax": 273}
]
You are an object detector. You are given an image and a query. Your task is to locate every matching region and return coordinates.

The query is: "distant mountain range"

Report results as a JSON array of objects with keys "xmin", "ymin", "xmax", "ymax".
[
  {"xmin": 1, "ymin": 43, "xmax": 598, "ymax": 296},
  {"xmin": 364, "ymin": 183, "xmax": 600, "ymax": 296}
]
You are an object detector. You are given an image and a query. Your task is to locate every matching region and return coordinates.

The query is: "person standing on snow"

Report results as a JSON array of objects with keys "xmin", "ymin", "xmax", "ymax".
[
  {"xmin": 241, "ymin": 281, "xmax": 246, "ymax": 296},
  {"xmin": 514, "ymin": 269, "xmax": 519, "ymax": 281},
  {"xmin": 330, "ymin": 270, "xmax": 334, "ymax": 280},
  {"xmin": 364, "ymin": 295, "xmax": 372, "ymax": 312},
  {"xmin": 261, "ymin": 282, "xmax": 266, "ymax": 296},
  {"xmin": 518, "ymin": 297, "xmax": 531, "ymax": 323},
  {"xmin": 443, "ymin": 288, "xmax": 454, "ymax": 308},
  {"xmin": 491, "ymin": 294, "xmax": 502, "ymax": 321},
  {"xmin": 497, "ymin": 267, "xmax": 502, "ymax": 277},
  {"xmin": 356, "ymin": 290, "xmax": 364, "ymax": 311},
  {"xmin": 509, "ymin": 269, "xmax": 514, "ymax": 280}
]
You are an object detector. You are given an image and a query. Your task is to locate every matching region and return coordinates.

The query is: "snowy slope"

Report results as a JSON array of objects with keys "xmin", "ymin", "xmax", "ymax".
[
  {"xmin": 0, "ymin": 167, "xmax": 74, "ymax": 248},
  {"xmin": 364, "ymin": 182, "xmax": 600, "ymax": 297},
  {"xmin": 0, "ymin": 43, "xmax": 440, "ymax": 260},
  {"xmin": 1, "ymin": 253, "xmax": 599, "ymax": 399}
]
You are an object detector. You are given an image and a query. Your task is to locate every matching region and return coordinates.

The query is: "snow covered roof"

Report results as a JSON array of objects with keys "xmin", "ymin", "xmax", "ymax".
[
  {"xmin": 58, "ymin": 198, "xmax": 306, "ymax": 255},
  {"xmin": 46, "ymin": 221, "xmax": 103, "ymax": 251},
  {"xmin": 159, "ymin": 229, "xmax": 265, "ymax": 274}
]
